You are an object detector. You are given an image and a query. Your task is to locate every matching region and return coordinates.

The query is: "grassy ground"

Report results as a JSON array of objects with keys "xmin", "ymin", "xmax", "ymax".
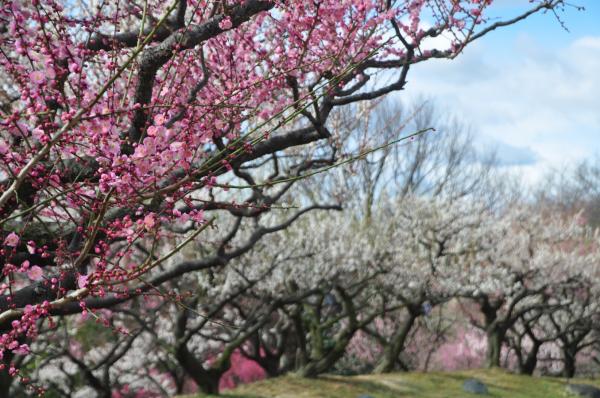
[{"xmin": 178, "ymin": 368, "xmax": 600, "ymax": 398}]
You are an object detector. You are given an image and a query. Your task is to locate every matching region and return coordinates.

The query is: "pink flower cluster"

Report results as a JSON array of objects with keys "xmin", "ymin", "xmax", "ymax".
[{"xmin": 0, "ymin": 0, "xmax": 497, "ymax": 383}]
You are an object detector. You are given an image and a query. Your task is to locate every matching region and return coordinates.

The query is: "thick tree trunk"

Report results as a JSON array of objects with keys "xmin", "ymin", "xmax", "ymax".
[
  {"xmin": 242, "ymin": 332, "xmax": 287, "ymax": 378},
  {"xmin": 295, "ymin": 332, "xmax": 354, "ymax": 378},
  {"xmin": 255, "ymin": 353, "xmax": 284, "ymax": 377},
  {"xmin": 291, "ymin": 307, "xmax": 308, "ymax": 369},
  {"xmin": 176, "ymin": 345, "xmax": 225, "ymax": 395},
  {"xmin": 480, "ymin": 299, "xmax": 507, "ymax": 369},
  {"xmin": 486, "ymin": 329, "xmax": 505, "ymax": 368},
  {"xmin": 562, "ymin": 348, "xmax": 577, "ymax": 378},
  {"xmin": 296, "ymin": 286, "xmax": 361, "ymax": 378},
  {"xmin": 295, "ymin": 321, "xmax": 358, "ymax": 377},
  {"xmin": 521, "ymin": 341, "xmax": 541, "ymax": 375},
  {"xmin": 0, "ymin": 367, "xmax": 12, "ymax": 398},
  {"xmin": 198, "ymin": 373, "xmax": 222, "ymax": 396},
  {"xmin": 373, "ymin": 313, "xmax": 417, "ymax": 374}
]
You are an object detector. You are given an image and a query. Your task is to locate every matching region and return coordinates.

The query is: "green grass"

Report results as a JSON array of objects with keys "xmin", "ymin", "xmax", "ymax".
[{"xmin": 177, "ymin": 368, "xmax": 600, "ymax": 398}]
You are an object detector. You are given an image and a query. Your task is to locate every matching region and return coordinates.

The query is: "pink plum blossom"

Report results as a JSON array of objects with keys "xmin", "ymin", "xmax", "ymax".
[
  {"xmin": 29, "ymin": 70, "xmax": 45, "ymax": 85},
  {"xmin": 27, "ymin": 266, "xmax": 43, "ymax": 281},
  {"xmin": 143, "ymin": 213, "xmax": 156, "ymax": 230},
  {"xmin": 219, "ymin": 17, "xmax": 233, "ymax": 30},
  {"xmin": 12, "ymin": 344, "xmax": 30, "ymax": 356},
  {"xmin": 4, "ymin": 232, "xmax": 19, "ymax": 247},
  {"xmin": 77, "ymin": 274, "xmax": 89, "ymax": 289}
]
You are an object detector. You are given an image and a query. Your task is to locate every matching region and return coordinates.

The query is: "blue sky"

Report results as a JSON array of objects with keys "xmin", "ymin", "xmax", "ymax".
[{"xmin": 401, "ymin": 0, "xmax": 600, "ymax": 184}]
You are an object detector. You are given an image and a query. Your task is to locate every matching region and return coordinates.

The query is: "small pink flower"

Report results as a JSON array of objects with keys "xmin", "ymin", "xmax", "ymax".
[
  {"xmin": 153, "ymin": 113, "xmax": 167, "ymax": 126},
  {"xmin": 27, "ymin": 266, "xmax": 43, "ymax": 281},
  {"xmin": 214, "ymin": 119, "xmax": 226, "ymax": 130},
  {"xmin": 68, "ymin": 62, "xmax": 80, "ymax": 74},
  {"xmin": 77, "ymin": 274, "xmax": 88, "ymax": 289},
  {"xmin": 219, "ymin": 17, "xmax": 233, "ymax": 30},
  {"xmin": 0, "ymin": 140, "xmax": 8, "ymax": 154},
  {"xmin": 14, "ymin": 39, "xmax": 25, "ymax": 55},
  {"xmin": 44, "ymin": 65, "xmax": 56, "ymax": 80},
  {"xmin": 169, "ymin": 141, "xmax": 184, "ymax": 151},
  {"xmin": 30, "ymin": 71, "xmax": 45, "ymax": 85},
  {"xmin": 31, "ymin": 127, "xmax": 45, "ymax": 141},
  {"xmin": 190, "ymin": 210, "xmax": 204, "ymax": 223},
  {"xmin": 143, "ymin": 213, "xmax": 156, "ymax": 230},
  {"xmin": 12, "ymin": 344, "xmax": 29, "ymax": 356},
  {"xmin": 4, "ymin": 232, "xmax": 19, "ymax": 247},
  {"xmin": 132, "ymin": 144, "xmax": 148, "ymax": 159},
  {"xmin": 146, "ymin": 126, "xmax": 160, "ymax": 137}
]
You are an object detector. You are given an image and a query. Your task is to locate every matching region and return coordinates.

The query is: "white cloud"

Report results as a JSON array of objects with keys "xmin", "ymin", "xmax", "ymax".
[
  {"xmin": 574, "ymin": 36, "xmax": 600, "ymax": 50},
  {"xmin": 402, "ymin": 33, "xmax": 600, "ymax": 184},
  {"xmin": 477, "ymin": 136, "xmax": 538, "ymax": 167}
]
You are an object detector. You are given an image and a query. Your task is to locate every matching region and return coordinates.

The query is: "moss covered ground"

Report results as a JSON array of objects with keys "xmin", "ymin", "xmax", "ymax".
[{"xmin": 178, "ymin": 368, "xmax": 600, "ymax": 398}]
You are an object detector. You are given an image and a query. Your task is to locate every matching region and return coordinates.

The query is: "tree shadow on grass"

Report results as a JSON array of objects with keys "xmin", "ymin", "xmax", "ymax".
[
  {"xmin": 193, "ymin": 394, "xmax": 265, "ymax": 398},
  {"xmin": 319, "ymin": 376, "xmax": 424, "ymax": 398},
  {"xmin": 322, "ymin": 373, "xmax": 512, "ymax": 398}
]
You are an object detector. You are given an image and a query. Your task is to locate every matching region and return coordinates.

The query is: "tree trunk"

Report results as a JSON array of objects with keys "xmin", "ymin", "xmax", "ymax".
[
  {"xmin": 291, "ymin": 307, "xmax": 308, "ymax": 369},
  {"xmin": 486, "ymin": 328, "xmax": 505, "ymax": 368},
  {"xmin": 255, "ymin": 353, "xmax": 283, "ymax": 377},
  {"xmin": 0, "ymin": 367, "xmax": 12, "ymax": 398},
  {"xmin": 296, "ymin": 286, "xmax": 360, "ymax": 378},
  {"xmin": 562, "ymin": 347, "xmax": 577, "ymax": 378},
  {"xmin": 176, "ymin": 345, "xmax": 225, "ymax": 395},
  {"xmin": 295, "ymin": 338, "xmax": 351, "ymax": 377},
  {"xmin": 295, "ymin": 327, "xmax": 357, "ymax": 378},
  {"xmin": 519, "ymin": 340, "xmax": 541, "ymax": 375},
  {"xmin": 480, "ymin": 300, "xmax": 505, "ymax": 369},
  {"xmin": 373, "ymin": 313, "xmax": 417, "ymax": 374}
]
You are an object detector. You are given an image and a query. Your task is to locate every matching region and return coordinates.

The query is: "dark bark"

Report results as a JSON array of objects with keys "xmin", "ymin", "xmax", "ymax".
[
  {"xmin": 294, "ymin": 286, "xmax": 370, "ymax": 378},
  {"xmin": 124, "ymin": 0, "xmax": 275, "ymax": 147},
  {"xmin": 480, "ymin": 299, "xmax": 506, "ymax": 368},
  {"xmin": 562, "ymin": 346, "xmax": 578, "ymax": 378},
  {"xmin": 241, "ymin": 328, "xmax": 292, "ymax": 377},
  {"xmin": 486, "ymin": 328, "xmax": 505, "ymax": 368},
  {"xmin": 518, "ymin": 340, "xmax": 541, "ymax": 375},
  {"xmin": 294, "ymin": 326, "xmax": 356, "ymax": 378},
  {"xmin": 373, "ymin": 310, "xmax": 418, "ymax": 373},
  {"xmin": 0, "ymin": 272, "xmax": 78, "ymax": 326},
  {"xmin": 0, "ymin": 359, "xmax": 12, "ymax": 398},
  {"xmin": 175, "ymin": 344, "xmax": 225, "ymax": 395},
  {"xmin": 174, "ymin": 306, "xmax": 229, "ymax": 395}
]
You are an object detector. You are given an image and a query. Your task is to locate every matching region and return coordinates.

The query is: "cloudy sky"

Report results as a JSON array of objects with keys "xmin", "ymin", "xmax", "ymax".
[{"xmin": 401, "ymin": 1, "xmax": 600, "ymax": 184}]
